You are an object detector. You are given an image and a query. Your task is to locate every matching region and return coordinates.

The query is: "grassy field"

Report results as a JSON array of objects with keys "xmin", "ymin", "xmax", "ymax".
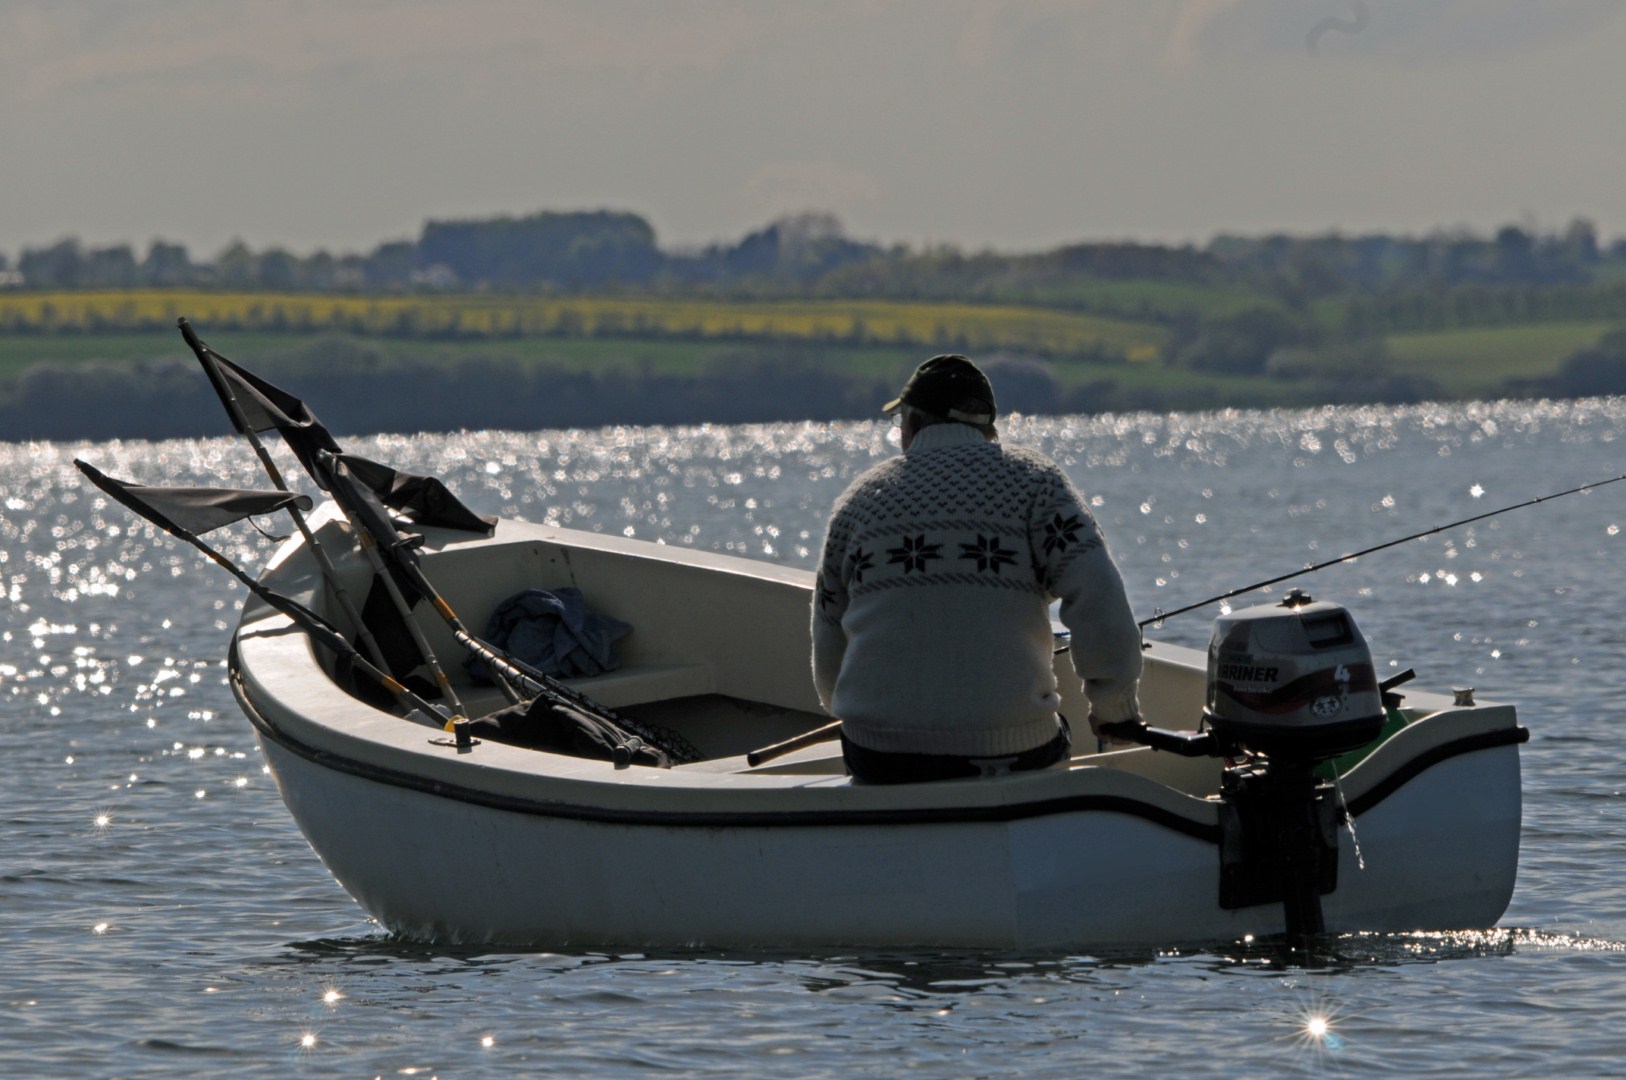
[
  {"xmin": 1385, "ymin": 321, "xmax": 1621, "ymax": 398},
  {"xmin": 5, "ymin": 289, "xmax": 1622, "ymax": 415},
  {"xmin": 0, "ymin": 331, "xmax": 292, "ymax": 382},
  {"xmin": 0, "ymin": 290, "xmax": 1166, "ymax": 365},
  {"xmin": 1018, "ymin": 278, "xmax": 1280, "ymax": 320},
  {"xmin": 0, "ymin": 331, "xmax": 977, "ymax": 388}
]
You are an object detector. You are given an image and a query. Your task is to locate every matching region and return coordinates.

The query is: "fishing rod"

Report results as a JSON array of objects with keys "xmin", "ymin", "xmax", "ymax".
[{"xmin": 1139, "ymin": 468, "xmax": 1626, "ymax": 630}]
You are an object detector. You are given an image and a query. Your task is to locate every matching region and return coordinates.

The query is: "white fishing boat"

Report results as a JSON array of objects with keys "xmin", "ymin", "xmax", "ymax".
[{"xmin": 229, "ymin": 502, "xmax": 1527, "ymax": 950}]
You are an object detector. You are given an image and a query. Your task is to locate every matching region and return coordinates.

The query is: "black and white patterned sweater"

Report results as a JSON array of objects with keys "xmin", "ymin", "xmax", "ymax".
[{"xmin": 811, "ymin": 422, "xmax": 1142, "ymax": 757}]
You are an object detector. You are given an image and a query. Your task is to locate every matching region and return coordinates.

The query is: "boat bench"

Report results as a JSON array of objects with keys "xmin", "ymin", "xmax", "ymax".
[
  {"xmin": 557, "ymin": 661, "xmax": 716, "ymax": 710},
  {"xmin": 454, "ymin": 661, "xmax": 714, "ymax": 717}
]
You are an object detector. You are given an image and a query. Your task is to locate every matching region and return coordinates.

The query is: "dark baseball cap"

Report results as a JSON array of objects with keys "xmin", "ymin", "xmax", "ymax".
[{"xmin": 882, "ymin": 354, "xmax": 997, "ymax": 424}]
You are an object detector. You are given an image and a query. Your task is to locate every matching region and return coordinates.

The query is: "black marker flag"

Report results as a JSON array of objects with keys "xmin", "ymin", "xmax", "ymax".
[
  {"xmin": 77, "ymin": 466, "xmax": 313, "ymax": 536},
  {"xmin": 178, "ymin": 319, "xmax": 343, "ymax": 486}
]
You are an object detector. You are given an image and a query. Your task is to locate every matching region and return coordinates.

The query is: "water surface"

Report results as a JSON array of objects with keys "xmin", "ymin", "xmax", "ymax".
[{"xmin": 3, "ymin": 401, "xmax": 1624, "ymax": 1076}]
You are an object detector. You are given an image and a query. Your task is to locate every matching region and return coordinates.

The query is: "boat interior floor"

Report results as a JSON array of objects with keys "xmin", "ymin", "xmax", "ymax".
[{"xmin": 619, "ymin": 693, "xmax": 830, "ymax": 761}]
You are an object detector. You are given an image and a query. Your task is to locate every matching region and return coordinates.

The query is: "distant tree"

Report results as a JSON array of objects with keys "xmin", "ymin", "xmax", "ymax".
[
  {"xmin": 1493, "ymin": 226, "xmax": 1536, "ymax": 282},
  {"xmin": 18, "ymin": 238, "xmax": 85, "ymax": 289},
  {"xmin": 1560, "ymin": 218, "xmax": 1599, "ymax": 264},
  {"xmin": 1167, "ymin": 306, "xmax": 1306, "ymax": 374},
  {"xmin": 142, "ymin": 240, "xmax": 195, "ymax": 286},
  {"xmin": 81, "ymin": 244, "xmax": 139, "ymax": 288},
  {"xmin": 418, "ymin": 210, "xmax": 664, "ymax": 289},
  {"xmin": 1543, "ymin": 330, "xmax": 1626, "ymax": 398},
  {"xmin": 214, "ymin": 240, "xmax": 258, "ymax": 288},
  {"xmin": 333, "ymin": 254, "xmax": 368, "ymax": 290},
  {"xmin": 301, "ymin": 250, "xmax": 338, "ymax": 290},
  {"xmin": 257, "ymin": 248, "xmax": 299, "ymax": 290},
  {"xmin": 684, "ymin": 213, "xmax": 880, "ymax": 287},
  {"xmin": 1052, "ymin": 241, "xmax": 1218, "ymax": 282},
  {"xmin": 720, "ymin": 222, "xmax": 782, "ymax": 278},
  {"xmin": 364, "ymin": 241, "xmax": 418, "ymax": 288}
]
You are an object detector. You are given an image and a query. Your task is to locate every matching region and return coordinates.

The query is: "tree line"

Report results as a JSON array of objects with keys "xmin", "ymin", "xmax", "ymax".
[
  {"xmin": 7, "ymin": 210, "xmax": 1623, "ymax": 307},
  {"xmin": 0, "ymin": 211, "xmax": 881, "ymax": 296}
]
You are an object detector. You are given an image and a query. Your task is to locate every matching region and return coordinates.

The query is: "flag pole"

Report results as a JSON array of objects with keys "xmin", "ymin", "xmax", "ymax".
[
  {"xmin": 180, "ymin": 318, "xmax": 477, "ymax": 716},
  {"xmin": 177, "ymin": 318, "xmax": 391, "ymax": 673},
  {"xmin": 175, "ymin": 321, "xmax": 682, "ymax": 734}
]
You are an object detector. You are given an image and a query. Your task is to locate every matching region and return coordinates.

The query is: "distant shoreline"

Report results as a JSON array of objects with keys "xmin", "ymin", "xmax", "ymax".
[{"xmin": 3, "ymin": 284, "xmax": 1624, "ymax": 440}]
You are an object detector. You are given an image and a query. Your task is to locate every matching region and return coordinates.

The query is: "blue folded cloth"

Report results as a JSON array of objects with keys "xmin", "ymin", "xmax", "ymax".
[{"xmin": 467, "ymin": 587, "xmax": 631, "ymax": 682}]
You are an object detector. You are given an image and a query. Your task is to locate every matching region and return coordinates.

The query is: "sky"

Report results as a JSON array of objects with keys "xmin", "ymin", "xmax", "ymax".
[{"xmin": 3, "ymin": 0, "xmax": 1625, "ymax": 261}]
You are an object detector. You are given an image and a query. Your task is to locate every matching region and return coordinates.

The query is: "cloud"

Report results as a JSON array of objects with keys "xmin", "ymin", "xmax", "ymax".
[
  {"xmin": 956, "ymin": 0, "xmax": 1115, "ymax": 67},
  {"xmin": 1305, "ymin": 0, "xmax": 1370, "ymax": 55},
  {"xmin": 1165, "ymin": 0, "xmax": 1243, "ymax": 70},
  {"xmin": 1163, "ymin": 0, "xmax": 1626, "ymax": 66},
  {"xmin": 0, "ymin": 1, "xmax": 816, "ymax": 105}
]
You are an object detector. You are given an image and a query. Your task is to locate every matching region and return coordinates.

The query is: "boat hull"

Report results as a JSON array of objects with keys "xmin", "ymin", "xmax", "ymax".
[{"xmin": 252, "ymin": 705, "xmax": 1522, "ymax": 949}]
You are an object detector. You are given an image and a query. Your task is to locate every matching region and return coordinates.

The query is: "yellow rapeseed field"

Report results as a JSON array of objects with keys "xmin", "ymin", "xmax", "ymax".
[{"xmin": 0, "ymin": 290, "xmax": 1163, "ymax": 359}]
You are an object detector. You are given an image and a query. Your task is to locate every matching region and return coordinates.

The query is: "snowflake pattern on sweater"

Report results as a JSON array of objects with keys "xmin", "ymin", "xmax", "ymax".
[
  {"xmin": 816, "ymin": 440, "xmax": 1103, "ymax": 608},
  {"xmin": 811, "ymin": 423, "xmax": 1142, "ymax": 758}
]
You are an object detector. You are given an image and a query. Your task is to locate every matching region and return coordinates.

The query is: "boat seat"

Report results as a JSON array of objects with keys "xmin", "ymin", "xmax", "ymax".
[
  {"xmin": 557, "ymin": 661, "xmax": 716, "ymax": 709},
  {"xmin": 453, "ymin": 661, "xmax": 715, "ymax": 724}
]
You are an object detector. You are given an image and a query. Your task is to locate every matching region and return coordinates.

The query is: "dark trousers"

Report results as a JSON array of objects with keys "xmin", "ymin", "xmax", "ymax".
[{"xmin": 841, "ymin": 717, "xmax": 1072, "ymax": 785}]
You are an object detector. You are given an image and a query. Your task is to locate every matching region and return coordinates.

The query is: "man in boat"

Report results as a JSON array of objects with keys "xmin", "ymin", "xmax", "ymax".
[{"xmin": 812, "ymin": 354, "xmax": 1142, "ymax": 783}]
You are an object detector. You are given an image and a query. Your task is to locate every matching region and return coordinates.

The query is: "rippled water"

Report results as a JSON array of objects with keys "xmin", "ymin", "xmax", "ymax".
[{"xmin": 4, "ymin": 402, "xmax": 1625, "ymax": 1077}]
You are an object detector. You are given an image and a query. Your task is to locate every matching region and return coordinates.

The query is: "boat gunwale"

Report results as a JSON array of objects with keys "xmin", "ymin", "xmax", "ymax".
[{"xmin": 232, "ymin": 638, "xmax": 1526, "ymax": 841}]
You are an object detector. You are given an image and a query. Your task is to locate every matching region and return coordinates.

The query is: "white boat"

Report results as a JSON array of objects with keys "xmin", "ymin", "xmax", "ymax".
[{"xmin": 230, "ymin": 503, "xmax": 1527, "ymax": 949}]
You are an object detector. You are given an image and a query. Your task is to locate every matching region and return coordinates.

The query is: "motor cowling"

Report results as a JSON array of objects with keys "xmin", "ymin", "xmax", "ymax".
[{"xmin": 1204, "ymin": 589, "xmax": 1385, "ymax": 762}]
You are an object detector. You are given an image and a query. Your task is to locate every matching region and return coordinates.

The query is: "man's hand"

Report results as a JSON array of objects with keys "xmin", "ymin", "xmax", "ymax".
[{"xmin": 1088, "ymin": 713, "xmax": 1144, "ymax": 747}]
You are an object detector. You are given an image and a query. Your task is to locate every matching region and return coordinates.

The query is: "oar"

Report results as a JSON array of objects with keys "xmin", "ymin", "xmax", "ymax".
[{"xmin": 746, "ymin": 721, "xmax": 842, "ymax": 766}]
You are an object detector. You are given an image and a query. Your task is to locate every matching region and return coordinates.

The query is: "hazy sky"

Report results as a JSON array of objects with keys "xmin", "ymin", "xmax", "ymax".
[{"xmin": 4, "ymin": 0, "xmax": 1624, "ymax": 260}]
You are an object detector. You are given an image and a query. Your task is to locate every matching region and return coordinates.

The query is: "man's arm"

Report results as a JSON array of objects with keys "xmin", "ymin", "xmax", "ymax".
[
  {"xmin": 810, "ymin": 517, "xmax": 851, "ymax": 711},
  {"xmin": 1032, "ymin": 474, "xmax": 1142, "ymax": 725}
]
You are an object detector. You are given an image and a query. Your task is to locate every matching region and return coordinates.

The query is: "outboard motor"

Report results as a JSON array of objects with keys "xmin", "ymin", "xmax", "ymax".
[
  {"xmin": 1206, "ymin": 589, "xmax": 1384, "ymax": 942},
  {"xmin": 1100, "ymin": 589, "xmax": 1387, "ymax": 944},
  {"xmin": 1204, "ymin": 588, "xmax": 1384, "ymax": 760}
]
